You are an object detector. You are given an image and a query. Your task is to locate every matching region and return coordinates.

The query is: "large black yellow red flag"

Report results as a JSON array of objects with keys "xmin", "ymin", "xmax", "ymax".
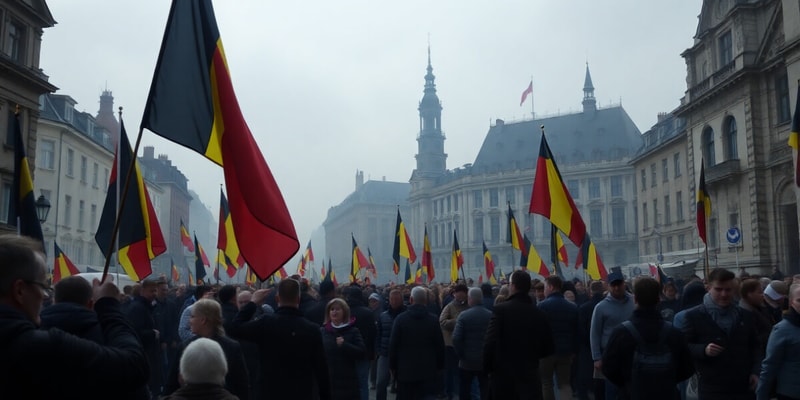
[
  {"xmin": 574, "ymin": 233, "xmax": 607, "ymax": 280},
  {"xmin": 450, "ymin": 230, "xmax": 464, "ymax": 283},
  {"xmin": 351, "ymin": 235, "xmax": 370, "ymax": 282},
  {"xmin": 8, "ymin": 110, "xmax": 44, "ymax": 247},
  {"xmin": 194, "ymin": 234, "xmax": 208, "ymax": 282},
  {"xmin": 530, "ymin": 133, "xmax": 587, "ymax": 247},
  {"xmin": 788, "ymin": 85, "xmax": 800, "ymax": 186},
  {"xmin": 96, "ymin": 120, "xmax": 166, "ymax": 282},
  {"xmin": 482, "ymin": 241, "xmax": 495, "ymax": 280},
  {"xmin": 696, "ymin": 161, "xmax": 711, "ymax": 245},
  {"xmin": 507, "ymin": 203, "xmax": 526, "ymax": 256},
  {"xmin": 53, "ymin": 242, "xmax": 79, "ymax": 283},
  {"xmin": 180, "ymin": 219, "xmax": 194, "ymax": 252},
  {"xmin": 392, "ymin": 209, "xmax": 417, "ymax": 274},
  {"xmin": 520, "ymin": 234, "xmax": 549, "ymax": 277},
  {"xmin": 217, "ymin": 189, "xmax": 244, "ymax": 269},
  {"xmin": 141, "ymin": 0, "xmax": 299, "ymax": 280},
  {"xmin": 422, "ymin": 225, "xmax": 435, "ymax": 281}
]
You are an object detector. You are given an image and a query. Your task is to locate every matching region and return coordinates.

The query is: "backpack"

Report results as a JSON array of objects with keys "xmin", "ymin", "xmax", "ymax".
[{"xmin": 622, "ymin": 321, "xmax": 676, "ymax": 399}]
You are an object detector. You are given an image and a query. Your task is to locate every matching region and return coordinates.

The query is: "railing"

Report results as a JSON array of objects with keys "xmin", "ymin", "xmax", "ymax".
[{"xmin": 706, "ymin": 159, "xmax": 740, "ymax": 183}]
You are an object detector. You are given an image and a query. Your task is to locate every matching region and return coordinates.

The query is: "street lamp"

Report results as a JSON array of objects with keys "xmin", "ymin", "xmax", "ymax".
[{"xmin": 35, "ymin": 195, "xmax": 51, "ymax": 223}]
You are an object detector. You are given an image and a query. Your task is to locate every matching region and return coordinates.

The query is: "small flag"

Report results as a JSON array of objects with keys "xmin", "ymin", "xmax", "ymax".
[
  {"xmin": 520, "ymin": 234, "xmax": 549, "ymax": 277},
  {"xmin": 482, "ymin": 241, "xmax": 495, "ymax": 280},
  {"xmin": 423, "ymin": 225, "xmax": 435, "ymax": 281},
  {"xmin": 696, "ymin": 161, "xmax": 711, "ymax": 245},
  {"xmin": 351, "ymin": 235, "xmax": 371, "ymax": 282},
  {"xmin": 8, "ymin": 109, "xmax": 44, "ymax": 247},
  {"xmin": 520, "ymin": 80, "xmax": 533, "ymax": 106},
  {"xmin": 415, "ymin": 264, "xmax": 423, "ymax": 284},
  {"xmin": 507, "ymin": 203, "xmax": 527, "ymax": 256},
  {"xmin": 574, "ymin": 233, "xmax": 607, "ymax": 280},
  {"xmin": 180, "ymin": 219, "xmax": 194, "ymax": 252},
  {"xmin": 450, "ymin": 230, "xmax": 463, "ymax": 283},
  {"xmin": 53, "ymin": 242, "xmax": 79, "ymax": 284},
  {"xmin": 304, "ymin": 241, "xmax": 315, "ymax": 262},
  {"xmin": 171, "ymin": 260, "xmax": 180, "ymax": 283},
  {"xmin": 194, "ymin": 234, "xmax": 208, "ymax": 282},
  {"xmin": 392, "ymin": 209, "xmax": 417, "ymax": 274},
  {"xmin": 788, "ymin": 85, "xmax": 800, "ymax": 186},
  {"xmin": 246, "ymin": 266, "xmax": 257, "ymax": 285},
  {"xmin": 217, "ymin": 189, "xmax": 245, "ymax": 269},
  {"xmin": 405, "ymin": 259, "xmax": 414, "ymax": 285},
  {"xmin": 367, "ymin": 248, "xmax": 377, "ymax": 279}
]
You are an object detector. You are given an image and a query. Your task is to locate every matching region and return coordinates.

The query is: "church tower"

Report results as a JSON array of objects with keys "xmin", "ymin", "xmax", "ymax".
[
  {"xmin": 582, "ymin": 63, "xmax": 597, "ymax": 116},
  {"xmin": 413, "ymin": 46, "xmax": 447, "ymax": 179}
]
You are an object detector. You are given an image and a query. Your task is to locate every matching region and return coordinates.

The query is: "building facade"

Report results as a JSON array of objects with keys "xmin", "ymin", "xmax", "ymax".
[
  {"xmin": 0, "ymin": 0, "xmax": 57, "ymax": 234},
  {"xmin": 676, "ymin": 0, "xmax": 800, "ymax": 276}
]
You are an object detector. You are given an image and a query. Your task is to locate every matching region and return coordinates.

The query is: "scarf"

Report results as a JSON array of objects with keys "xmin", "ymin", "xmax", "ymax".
[{"xmin": 703, "ymin": 292, "xmax": 738, "ymax": 334}]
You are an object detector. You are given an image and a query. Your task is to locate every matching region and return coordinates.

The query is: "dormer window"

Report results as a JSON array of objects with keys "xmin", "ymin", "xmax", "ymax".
[{"xmin": 64, "ymin": 105, "xmax": 73, "ymax": 122}]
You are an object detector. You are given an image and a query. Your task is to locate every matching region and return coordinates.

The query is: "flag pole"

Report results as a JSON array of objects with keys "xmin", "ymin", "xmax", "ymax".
[{"xmin": 102, "ymin": 107, "xmax": 143, "ymax": 283}]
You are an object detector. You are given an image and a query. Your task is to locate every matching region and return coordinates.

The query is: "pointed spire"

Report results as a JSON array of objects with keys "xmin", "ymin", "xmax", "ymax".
[
  {"xmin": 583, "ymin": 62, "xmax": 594, "ymax": 92},
  {"xmin": 425, "ymin": 42, "xmax": 435, "ymax": 90},
  {"xmin": 582, "ymin": 62, "xmax": 597, "ymax": 114}
]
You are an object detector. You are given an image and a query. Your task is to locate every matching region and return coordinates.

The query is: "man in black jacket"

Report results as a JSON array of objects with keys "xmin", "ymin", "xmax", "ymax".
[
  {"xmin": 484, "ymin": 270, "xmax": 554, "ymax": 400},
  {"xmin": 125, "ymin": 278, "xmax": 163, "ymax": 397},
  {"xmin": 305, "ymin": 279, "xmax": 336, "ymax": 326},
  {"xmin": 538, "ymin": 275, "xmax": 579, "ymax": 400},
  {"xmin": 0, "ymin": 234, "xmax": 149, "ymax": 398},
  {"xmin": 227, "ymin": 278, "xmax": 331, "ymax": 400},
  {"xmin": 602, "ymin": 277, "xmax": 694, "ymax": 399},
  {"xmin": 681, "ymin": 268, "xmax": 762, "ymax": 400},
  {"xmin": 389, "ymin": 286, "xmax": 445, "ymax": 400},
  {"xmin": 376, "ymin": 288, "xmax": 406, "ymax": 400},
  {"xmin": 345, "ymin": 285, "xmax": 378, "ymax": 400}
]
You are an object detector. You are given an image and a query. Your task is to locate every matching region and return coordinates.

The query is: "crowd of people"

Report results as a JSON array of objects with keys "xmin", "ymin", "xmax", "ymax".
[{"xmin": 2, "ymin": 233, "xmax": 800, "ymax": 400}]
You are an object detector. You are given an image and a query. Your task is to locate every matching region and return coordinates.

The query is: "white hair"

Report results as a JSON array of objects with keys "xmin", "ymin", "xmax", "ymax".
[
  {"xmin": 410, "ymin": 286, "xmax": 428, "ymax": 305},
  {"xmin": 468, "ymin": 287, "xmax": 483, "ymax": 304},
  {"xmin": 180, "ymin": 337, "xmax": 227, "ymax": 385}
]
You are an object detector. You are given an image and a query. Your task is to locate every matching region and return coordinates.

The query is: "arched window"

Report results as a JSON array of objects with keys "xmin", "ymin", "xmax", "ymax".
[
  {"xmin": 703, "ymin": 127, "xmax": 715, "ymax": 165},
  {"xmin": 725, "ymin": 117, "xmax": 737, "ymax": 159}
]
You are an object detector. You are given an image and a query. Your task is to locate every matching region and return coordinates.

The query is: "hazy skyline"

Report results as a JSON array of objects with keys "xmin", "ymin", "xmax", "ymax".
[{"xmin": 39, "ymin": 1, "xmax": 702, "ymax": 267}]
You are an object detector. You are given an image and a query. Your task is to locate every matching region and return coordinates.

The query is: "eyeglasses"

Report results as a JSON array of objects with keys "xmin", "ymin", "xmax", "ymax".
[{"xmin": 24, "ymin": 280, "xmax": 53, "ymax": 298}]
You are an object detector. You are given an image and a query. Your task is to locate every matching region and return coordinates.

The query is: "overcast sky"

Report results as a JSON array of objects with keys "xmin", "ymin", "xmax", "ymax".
[{"xmin": 40, "ymin": 0, "xmax": 702, "ymax": 265}]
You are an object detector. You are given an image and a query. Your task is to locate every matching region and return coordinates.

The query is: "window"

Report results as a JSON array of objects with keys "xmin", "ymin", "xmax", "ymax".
[
  {"xmin": 446, "ymin": 196, "xmax": 451, "ymax": 213},
  {"xmin": 93, "ymin": 163, "xmax": 99, "ymax": 188},
  {"xmin": 610, "ymin": 176, "xmax": 622, "ymax": 197},
  {"xmin": 91, "ymin": 204, "xmax": 97, "ymax": 230},
  {"xmin": 777, "ymin": 73, "xmax": 791, "ymax": 123},
  {"xmin": 725, "ymin": 117, "xmax": 737, "ymax": 160},
  {"xmin": 612, "ymin": 207, "xmax": 626, "ymax": 237},
  {"xmin": 473, "ymin": 190, "xmax": 482, "ymax": 209},
  {"xmin": 7, "ymin": 108, "xmax": 19, "ymax": 146},
  {"xmin": 453, "ymin": 194, "xmax": 459, "ymax": 211},
  {"xmin": 39, "ymin": 140, "xmax": 55, "ymax": 169},
  {"xmin": 66, "ymin": 149, "xmax": 75, "ymax": 177},
  {"xmin": 588, "ymin": 178, "xmax": 600, "ymax": 199},
  {"xmin": 489, "ymin": 188, "xmax": 499, "ymax": 208},
  {"xmin": 650, "ymin": 164, "xmax": 656, "ymax": 187},
  {"xmin": 80, "ymin": 156, "xmax": 88, "ymax": 183},
  {"xmin": 718, "ymin": 30, "xmax": 732, "ymax": 66},
  {"xmin": 664, "ymin": 195, "xmax": 671, "ymax": 225},
  {"xmin": 505, "ymin": 187, "xmax": 515, "ymax": 205},
  {"xmin": 490, "ymin": 215, "xmax": 500, "ymax": 244},
  {"xmin": 640, "ymin": 169, "xmax": 646, "ymax": 191},
  {"xmin": 678, "ymin": 234, "xmax": 686, "ymax": 250},
  {"xmin": 710, "ymin": 218, "xmax": 718, "ymax": 247},
  {"xmin": 103, "ymin": 168, "xmax": 109, "ymax": 188},
  {"xmin": 567, "ymin": 180, "xmax": 580, "ymax": 199},
  {"xmin": 74, "ymin": 242, "xmax": 83, "ymax": 264},
  {"xmin": 653, "ymin": 199, "xmax": 659, "ymax": 226},
  {"xmin": 729, "ymin": 212, "xmax": 739, "ymax": 228},
  {"xmin": 64, "ymin": 195, "xmax": 72, "ymax": 226},
  {"xmin": 673, "ymin": 153, "xmax": 681, "ymax": 177},
  {"xmin": 433, "ymin": 225, "xmax": 439, "ymax": 247},
  {"xmin": 78, "ymin": 200, "xmax": 85, "ymax": 230},
  {"xmin": 667, "ymin": 237, "xmax": 674, "ymax": 252},
  {"xmin": 433, "ymin": 200, "xmax": 438, "ymax": 216},
  {"xmin": 6, "ymin": 21, "xmax": 26, "ymax": 64},
  {"xmin": 642, "ymin": 202, "xmax": 649, "ymax": 229},
  {"xmin": 0, "ymin": 182, "xmax": 11, "ymax": 223},
  {"xmin": 590, "ymin": 209, "xmax": 602, "ymax": 236},
  {"xmin": 703, "ymin": 127, "xmax": 715, "ymax": 165},
  {"xmin": 676, "ymin": 191, "xmax": 684, "ymax": 221},
  {"xmin": 662, "ymin": 159, "xmax": 668, "ymax": 182},
  {"xmin": 473, "ymin": 217, "xmax": 484, "ymax": 244}
]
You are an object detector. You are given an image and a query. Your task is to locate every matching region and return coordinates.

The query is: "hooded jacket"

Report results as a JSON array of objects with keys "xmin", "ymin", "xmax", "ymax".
[{"xmin": 590, "ymin": 292, "xmax": 634, "ymax": 360}]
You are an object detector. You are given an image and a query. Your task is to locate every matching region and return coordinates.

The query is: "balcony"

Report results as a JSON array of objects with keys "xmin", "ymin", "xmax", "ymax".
[
  {"xmin": 706, "ymin": 159, "xmax": 741, "ymax": 183},
  {"xmin": 687, "ymin": 61, "xmax": 738, "ymax": 103}
]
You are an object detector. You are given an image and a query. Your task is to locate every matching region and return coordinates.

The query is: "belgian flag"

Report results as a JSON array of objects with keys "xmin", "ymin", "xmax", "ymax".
[
  {"xmin": 171, "ymin": 259, "xmax": 180, "ymax": 283},
  {"xmin": 350, "ymin": 235, "xmax": 370, "ymax": 282},
  {"xmin": 696, "ymin": 161, "xmax": 711, "ymax": 245},
  {"xmin": 404, "ymin": 260, "xmax": 414, "ymax": 285},
  {"xmin": 574, "ymin": 233, "xmax": 607, "ymax": 280},
  {"xmin": 392, "ymin": 209, "xmax": 417, "ymax": 274},
  {"xmin": 95, "ymin": 120, "xmax": 166, "ymax": 282},
  {"xmin": 8, "ymin": 109, "xmax": 44, "ymax": 247},
  {"xmin": 367, "ymin": 247, "xmax": 377, "ymax": 279},
  {"xmin": 788, "ymin": 85, "xmax": 800, "ymax": 186},
  {"xmin": 141, "ymin": 0, "xmax": 299, "ymax": 280},
  {"xmin": 422, "ymin": 225, "xmax": 435, "ymax": 281},
  {"xmin": 520, "ymin": 234, "xmax": 549, "ymax": 277},
  {"xmin": 53, "ymin": 242, "xmax": 79, "ymax": 283},
  {"xmin": 450, "ymin": 230, "xmax": 464, "ymax": 283},
  {"xmin": 193, "ymin": 234, "xmax": 208, "ymax": 282},
  {"xmin": 482, "ymin": 241, "xmax": 495, "ymax": 279},
  {"xmin": 507, "ymin": 203, "xmax": 526, "ymax": 256},
  {"xmin": 217, "ymin": 189, "xmax": 244, "ymax": 269},
  {"xmin": 180, "ymin": 219, "xmax": 194, "ymax": 252},
  {"xmin": 530, "ymin": 133, "xmax": 587, "ymax": 247}
]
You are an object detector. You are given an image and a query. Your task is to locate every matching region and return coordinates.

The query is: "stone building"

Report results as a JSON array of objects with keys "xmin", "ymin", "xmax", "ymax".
[
  {"xmin": 0, "ymin": 0, "xmax": 56, "ymax": 234},
  {"xmin": 676, "ymin": 0, "xmax": 800, "ymax": 276}
]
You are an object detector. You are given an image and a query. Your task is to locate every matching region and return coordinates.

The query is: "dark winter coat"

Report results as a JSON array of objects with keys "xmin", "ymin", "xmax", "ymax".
[
  {"xmin": 346, "ymin": 288, "xmax": 377, "ymax": 360},
  {"xmin": 164, "ymin": 335, "xmax": 250, "ymax": 400},
  {"xmin": 227, "ymin": 303, "xmax": 331, "ymax": 400},
  {"xmin": 681, "ymin": 302, "xmax": 763, "ymax": 399},
  {"xmin": 161, "ymin": 383, "xmax": 239, "ymax": 400},
  {"xmin": 389, "ymin": 304, "xmax": 445, "ymax": 383},
  {"xmin": 0, "ymin": 299, "xmax": 149, "ymax": 398},
  {"xmin": 601, "ymin": 308, "xmax": 695, "ymax": 399},
  {"xmin": 452, "ymin": 305, "xmax": 492, "ymax": 371},
  {"xmin": 376, "ymin": 305, "xmax": 405, "ymax": 357},
  {"xmin": 305, "ymin": 295, "xmax": 335, "ymax": 326},
  {"xmin": 538, "ymin": 292, "xmax": 579, "ymax": 356},
  {"xmin": 321, "ymin": 320, "xmax": 366, "ymax": 400},
  {"xmin": 40, "ymin": 302, "xmax": 104, "ymax": 344}
]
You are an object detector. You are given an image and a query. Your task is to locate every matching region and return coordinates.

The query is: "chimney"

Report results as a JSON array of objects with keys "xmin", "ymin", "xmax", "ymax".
[
  {"xmin": 355, "ymin": 170, "xmax": 364, "ymax": 189},
  {"xmin": 143, "ymin": 146, "xmax": 155, "ymax": 159}
]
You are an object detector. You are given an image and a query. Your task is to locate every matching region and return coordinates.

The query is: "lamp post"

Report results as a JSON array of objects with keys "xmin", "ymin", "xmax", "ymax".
[{"xmin": 35, "ymin": 194, "xmax": 51, "ymax": 224}]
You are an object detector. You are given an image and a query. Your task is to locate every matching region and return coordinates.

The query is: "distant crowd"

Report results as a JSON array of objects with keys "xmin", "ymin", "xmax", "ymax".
[{"xmin": 1, "ymin": 233, "xmax": 800, "ymax": 400}]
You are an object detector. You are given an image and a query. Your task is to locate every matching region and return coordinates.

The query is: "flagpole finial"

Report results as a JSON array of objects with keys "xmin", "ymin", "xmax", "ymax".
[{"xmin": 540, "ymin": 125, "xmax": 545, "ymax": 134}]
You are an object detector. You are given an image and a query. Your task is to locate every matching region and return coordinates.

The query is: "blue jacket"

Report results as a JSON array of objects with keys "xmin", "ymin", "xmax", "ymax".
[
  {"xmin": 756, "ymin": 310, "xmax": 800, "ymax": 400},
  {"xmin": 590, "ymin": 292, "xmax": 634, "ymax": 360},
  {"xmin": 452, "ymin": 305, "xmax": 492, "ymax": 370},
  {"xmin": 376, "ymin": 305, "xmax": 405, "ymax": 357},
  {"xmin": 538, "ymin": 292, "xmax": 579, "ymax": 356}
]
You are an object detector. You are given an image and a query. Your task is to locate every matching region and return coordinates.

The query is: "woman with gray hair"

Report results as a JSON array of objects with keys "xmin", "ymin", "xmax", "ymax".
[
  {"xmin": 163, "ymin": 299, "xmax": 249, "ymax": 399},
  {"xmin": 162, "ymin": 337, "xmax": 238, "ymax": 400}
]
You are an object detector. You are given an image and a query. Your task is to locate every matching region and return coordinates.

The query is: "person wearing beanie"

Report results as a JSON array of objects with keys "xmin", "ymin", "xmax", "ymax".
[
  {"xmin": 764, "ymin": 280, "xmax": 788, "ymax": 324},
  {"xmin": 590, "ymin": 270, "xmax": 634, "ymax": 400}
]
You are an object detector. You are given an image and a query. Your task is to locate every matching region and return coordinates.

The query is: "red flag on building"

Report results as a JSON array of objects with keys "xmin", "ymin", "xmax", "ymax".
[{"xmin": 520, "ymin": 80, "xmax": 533, "ymax": 106}]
